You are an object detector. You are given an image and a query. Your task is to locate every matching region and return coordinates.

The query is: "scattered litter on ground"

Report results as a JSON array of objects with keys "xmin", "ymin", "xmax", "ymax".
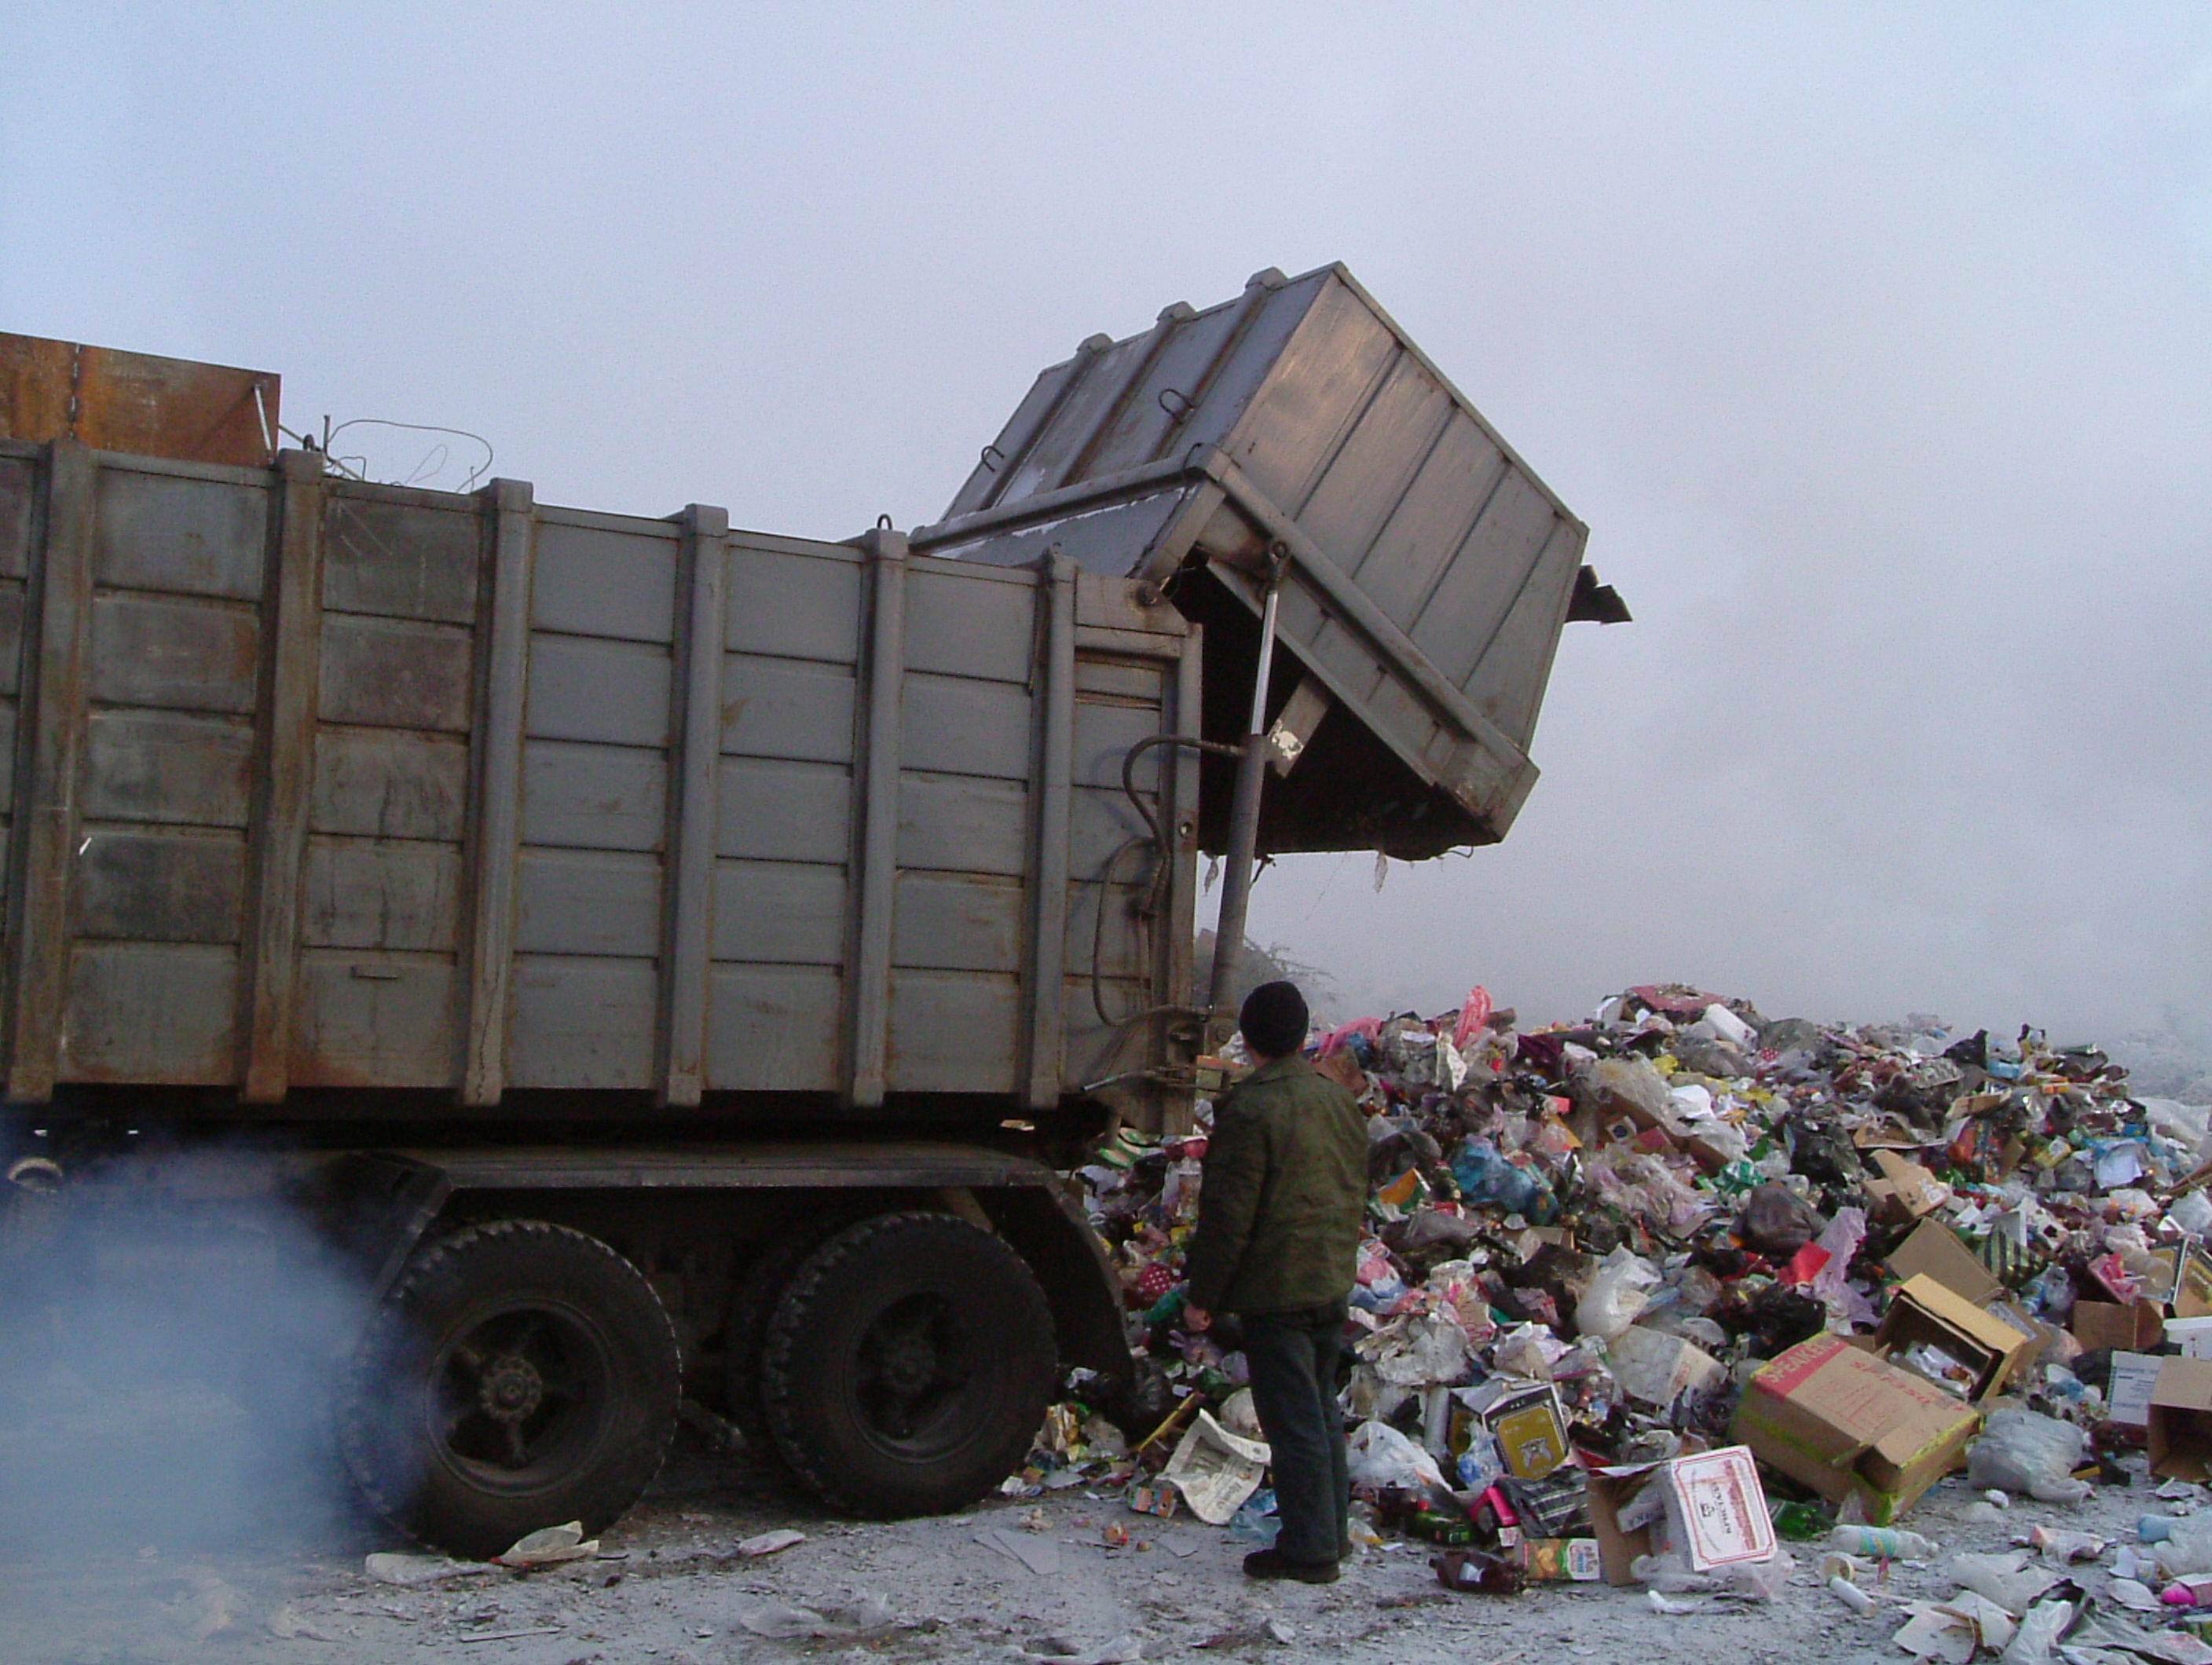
[{"xmin": 1018, "ymin": 979, "xmax": 2212, "ymax": 1657}]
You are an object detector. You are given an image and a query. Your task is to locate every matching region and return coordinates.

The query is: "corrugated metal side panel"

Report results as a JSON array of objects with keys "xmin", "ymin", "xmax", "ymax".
[
  {"xmin": 505, "ymin": 509, "xmax": 680, "ymax": 1090},
  {"xmin": 706, "ymin": 536, "xmax": 863, "ymax": 1093},
  {"xmin": 290, "ymin": 481, "xmax": 484, "ymax": 1088},
  {"xmin": 57, "ymin": 452, "xmax": 271, "ymax": 1084}
]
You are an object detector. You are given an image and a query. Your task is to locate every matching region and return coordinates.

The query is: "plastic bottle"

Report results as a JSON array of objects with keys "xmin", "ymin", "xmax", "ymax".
[{"xmin": 1829, "ymin": 1524, "xmax": 1936, "ymax": 1561}]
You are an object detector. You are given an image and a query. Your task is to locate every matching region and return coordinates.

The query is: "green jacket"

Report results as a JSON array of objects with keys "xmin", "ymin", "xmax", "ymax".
[{"xmin": 1185, "ymin": 1055, "xmax": 1368, "ymax": 1315}]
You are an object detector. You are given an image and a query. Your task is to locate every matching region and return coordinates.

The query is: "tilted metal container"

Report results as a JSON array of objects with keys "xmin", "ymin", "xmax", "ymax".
[
  {"xmin": 0, "ymin": 443, "xmax": 1200, "ymax": 1125},
  {"xmin": 916, "ymin": 263, "xmax": 1621, "ymax": 860}
]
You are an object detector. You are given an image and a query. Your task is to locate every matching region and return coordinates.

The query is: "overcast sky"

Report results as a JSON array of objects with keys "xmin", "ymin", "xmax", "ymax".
[{"xmin": 5, "ymin": 5, "xmax": 2206, "ymax": 1041}]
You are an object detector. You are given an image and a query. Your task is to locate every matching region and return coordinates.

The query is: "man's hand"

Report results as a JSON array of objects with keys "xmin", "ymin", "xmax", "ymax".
[{"xmin": 1184, "ymin": 1304, "xmax": 1211, "ymax": 1332}]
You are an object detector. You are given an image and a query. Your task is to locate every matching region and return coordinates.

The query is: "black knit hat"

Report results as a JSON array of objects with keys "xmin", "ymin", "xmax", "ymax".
[{"xmin": 1239, "ymin": 980, "xmax": 1309, "ymax": 1059}]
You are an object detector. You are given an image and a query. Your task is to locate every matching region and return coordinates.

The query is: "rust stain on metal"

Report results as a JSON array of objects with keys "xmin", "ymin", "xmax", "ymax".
[{"xmin": 0, "ymin": 333, "xmax": 279, "ymax": 467}]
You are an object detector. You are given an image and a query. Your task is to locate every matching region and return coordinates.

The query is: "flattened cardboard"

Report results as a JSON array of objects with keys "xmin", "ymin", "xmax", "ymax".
[
  {"xmin": 1888, "ymin": 1220, "xmax": 2005, "ymax": 1308},
  {"xmin": 1875, "ymin": 1275, "xmax": 2034, "ymax": 1403},
  {"xmin": 2073, "ymin": 1298, "xmax": 2165, "ymax": 1353},
  {"xmin": 1584, "ymin": 1463, "xmax": 1663, "ymax": 1586},
  {"xmin": 1870, "ymin": 1151, "xmax": 1948, "ymax": 1221},
  {"xmin": 1729, "ymin": 1333, "xmax": 1980, "ymax": 1524},
  {"xmin": 2148, "ymin": 1358, "xmax": 2212, "ymax": 1482}
]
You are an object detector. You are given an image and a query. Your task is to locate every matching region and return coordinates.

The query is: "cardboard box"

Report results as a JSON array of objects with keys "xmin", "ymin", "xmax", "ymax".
[
  {"xmin": 1456, "ymin": 1379, "xmax": 1569, "ymax": 1481},
  {"xmin": 1866, "ymin": 1151, "xmax": 1948, "ymax": 1224},
  {"xmin": 1888, "ymin": 1220, "xmax": 2005, "ymax": 1307},
  {"xmin": 1606, "ymin": 1324, "xmax": 1727, "ymax": 1407},
  {"xmin": 2174, "ymin": 1242, "xmax": 2212, "ymax": 1320},
  {"xmin": 1875, "ymin": 1275, "xmax": 2034, "ymax": 1403},
  {"xmin": 2165, "ymin": 1316, "xmax": 2212, "ymax": 1359},
  {"xmin": 1730, "ymin": 1333, "xmax": 1981, "ymax": 1524},
  {"xmin": 1584, "ymin": 1446, "xmax": 1776, "ymax": 1583},
  {"xmin": 2073, "ymin": 1298, "xmax": 2165, "ymax": 1353},
  {"xmin": 2108, "ymin": 1351, "xmax": 2165, "ymax": 1429},
  {"xmin": 2148, "ymin": 1358, "xmax": 2212, "ymax": 1482}
]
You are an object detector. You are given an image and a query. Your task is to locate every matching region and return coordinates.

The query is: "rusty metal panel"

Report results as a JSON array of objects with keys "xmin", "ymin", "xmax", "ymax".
[
  {"xmin": 319, "ymin": 616, "xmax": 473, "ymax": 732},
  {"xmin": 0, "ymin": 452, "xmax": 34, "ymax": 579},
  {"xmin": 718, "ymin": 657, "xmax": 855, "ymax": 765},
  {"xmin": 324, "ymin": 494, "xmax": 482, "ymax": 624},
  {"xmin": 724, "ymin": 543, "xmax": 862, "ymax": 663},
  {"xmin": 302, "ymin": 838, "xmax": 463, "ymax": 952},
  {"xmin": 713, "ymin": 758, "xmax": 849, "ymax": 862},
  {"xmin": 93, "ymin": 467, "xmax": 268, "ymax": 600},
  {"xmin": 507, "ymin": 957, "xmax": 657, "ymax": 1091},
  {"xmin": 0, "ymin": 334, "xmax": 277, "ymax": 468},
  {"xmin": 704, "ymin": 963, "xmax": 842, "ymax": 1091},
  {"xmin": 525, "ymin": 635, "xmax": 672, "ymax": 748},
  {"xmin": 888, "ymin": 969, "xmax": 1021, "ymax": 1094},
  {"xmin": 893, "ymin": 871, "xmax": 1023, "ymax": 973},
  {"xmin": 896, "ymin": 774, "xmax": 1027, "ymax": 876},
  {"xmin": 90, "ymin": 593, "xmax": 260, "ymax": 714},
  {"xmin": 82, "ymin": 712, "xmax": 255, "ymax": 826},
  {"xmin": 519, "ymin": 741, "xmax": 667, "ymax": 851},
  {"xmin": 61, "ymin": 944, "xmax": 240, "ymax": 1082},
  {"xmin": 711, "ymin": 859, "xmax": 844, "ymax": 965},
  {"xmin": 517, "ymin": 849, "xmax": 661, "ymax": 957},
  {"xmin": 291, "ymin": 953, "xmax": 456, "ymax": 1087},
  {"xmin": 309, "ymin": 729, "xmax": 469, "ymax": 841},
  {"xmin": 900, "ymin": 672, "xmax": 1033, "ymax": 782},
  {"xmin": 73, "ymin": 829, "xmax": 245, "ymax": 942},
  {"xmin": 530, "ymin": 516, "xmax": 677, "ymax": 643},
  {"xmin": 6, "ymin": 443, "xmax": 97, "ymax": 1098}
]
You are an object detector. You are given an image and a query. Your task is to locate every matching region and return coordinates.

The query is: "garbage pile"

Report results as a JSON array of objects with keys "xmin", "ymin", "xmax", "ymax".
[{"xmin": 1020, "ymin": 982, "xmax": 2212, "ymax": 1647}]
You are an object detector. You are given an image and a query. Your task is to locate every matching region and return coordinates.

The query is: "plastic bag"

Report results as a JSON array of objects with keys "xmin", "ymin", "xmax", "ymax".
[
  {"xmin": 1574, "ymin": 1248, "xmax": 1661, "ymax": 1341},
  {"xmin": 1965, "ymin": 1408, "xmax": 2091, "ymax": 1506},
  {"xmin": 1734, "ymin": 1183, "xmax": 1823, "ymax": 1257},
  {"xmin": 1943, "ymin": 1550, "xmax": 2058, "ymax": 1616},
  {"xmin": 1996, "ymin": 1597, "xmax": 2072, "ymax": 1664},
  {"xmin": 2155, "ymin": 1513, "xmax": 2212, "ymax": 1579},
  {"xmin": 1346, "ymin": 1419, "xmax": 1447, "ymax": 1492}
]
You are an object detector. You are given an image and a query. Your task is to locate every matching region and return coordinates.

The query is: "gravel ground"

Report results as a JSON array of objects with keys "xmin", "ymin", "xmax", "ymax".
[{"xmin": 0, "ymin": 1391, "xmax": 2184, "ymax": 1665}]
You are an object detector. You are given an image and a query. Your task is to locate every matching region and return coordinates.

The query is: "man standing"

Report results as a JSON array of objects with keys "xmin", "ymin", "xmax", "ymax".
[{"xmin": 1183, "ymin": 981, "xmax": 1368, "ymax": 1583}]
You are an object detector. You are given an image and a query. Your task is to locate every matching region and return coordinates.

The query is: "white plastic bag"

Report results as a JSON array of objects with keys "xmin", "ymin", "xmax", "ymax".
[
  {"xmin": 1345, "ymin": 1418, "xmax": 1446, "ymax": 1491},
  {"xmin": 1996, "ymin": 1597, "xmax": 2071, "ymax": 1664},
  {"xmin": 1965, "ymin": 1408, "xmax": 2090, "ymax": 1506},
  {"xmin": 1574, "ymin": 1247, "xmax": 1661, "ymax": 1341},
  {"xmin": 1942, "ymin": 1551, "xmax": 2057, "ymax": 1616}
]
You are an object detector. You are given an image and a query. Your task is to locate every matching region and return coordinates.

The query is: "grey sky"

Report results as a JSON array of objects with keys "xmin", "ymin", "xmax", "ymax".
[{"xmin": 5, "ymin": 5, "xmax": 2206, "ymax": 1039}]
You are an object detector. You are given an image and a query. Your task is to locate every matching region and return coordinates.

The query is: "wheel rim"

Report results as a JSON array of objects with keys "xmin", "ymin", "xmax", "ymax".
[
  {"xmin": 426, "ymin": 1303, "xmax": 614, "ymax": 1495},
  {"xmin": 848, "ymin": 1291, "xmax": 980, "ymax": 1458}
]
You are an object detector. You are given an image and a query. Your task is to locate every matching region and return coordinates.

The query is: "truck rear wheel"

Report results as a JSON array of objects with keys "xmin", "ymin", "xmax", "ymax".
[
  {"xmin": 760, "ymin": 1211, "xmax": 1055, "ymax": 1517},
  {"xmin": 339, "ymin": 1220, "xmax": 679, "ymax": 1559},
  {"xmin": 723, "ymin": 1213, "xmax": 859, "ymax": 1465}
]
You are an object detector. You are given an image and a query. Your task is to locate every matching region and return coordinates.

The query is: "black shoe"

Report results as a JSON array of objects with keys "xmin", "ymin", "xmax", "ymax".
[{"xmin": 1243, "ymin": 1549, "xmax": 1341, "ymax": 1584}]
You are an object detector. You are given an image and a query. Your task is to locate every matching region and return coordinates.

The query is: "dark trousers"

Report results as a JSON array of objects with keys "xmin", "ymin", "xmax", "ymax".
[{"xmin": 1239, "ymin": 1300, "xmax": 1349, "ymax": 1565}]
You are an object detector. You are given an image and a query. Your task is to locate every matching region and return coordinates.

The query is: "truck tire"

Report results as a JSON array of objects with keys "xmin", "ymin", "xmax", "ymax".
[
  {"xmin": 339, "ymin": 1220, "xmax": 679, "ymax": 1559},
  {"xmin": 760, "ymin": 1211, "xmax": 1055, "ymax": 1517},
  {"xmin": 722, "ymin": 1213, "xmax": 860, "ymax": 1464}
]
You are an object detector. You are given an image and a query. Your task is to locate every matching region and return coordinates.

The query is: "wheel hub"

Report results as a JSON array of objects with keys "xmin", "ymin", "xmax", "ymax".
[{"xmin": 478, "ymin": 1354, "xmax": 545, "ymax": 1423}]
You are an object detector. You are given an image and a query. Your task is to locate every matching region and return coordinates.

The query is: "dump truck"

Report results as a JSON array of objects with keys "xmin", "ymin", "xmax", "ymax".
[{"xmin": 0, "ymin": 265, "xmax": 1621, "ymax": 1555}]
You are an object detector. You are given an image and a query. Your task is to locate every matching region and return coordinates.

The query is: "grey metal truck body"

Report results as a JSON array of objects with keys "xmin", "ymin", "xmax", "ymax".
[{"xmin": 0, "ymin": 265, "xmax": 1617, "ymax": 1553}]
